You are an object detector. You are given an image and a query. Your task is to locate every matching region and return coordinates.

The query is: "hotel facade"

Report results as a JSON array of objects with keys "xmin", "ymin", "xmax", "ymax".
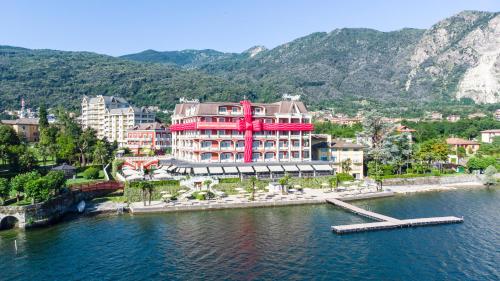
[{"xmin": 170, "ymin": 99, "xmax": 314, "ymax": 163}]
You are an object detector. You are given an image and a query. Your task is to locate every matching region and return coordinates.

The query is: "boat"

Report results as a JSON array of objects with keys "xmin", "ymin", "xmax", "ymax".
[{"xmin": 77, "ymin": 200, "xmax": 86, "ymax": 213}]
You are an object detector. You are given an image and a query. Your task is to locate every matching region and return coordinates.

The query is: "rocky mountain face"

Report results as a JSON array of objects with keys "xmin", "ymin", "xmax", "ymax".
[
  {"xmin": 405, "ymin": 11, "xmax": 500, "ymax": 104},
  {"xmin": 123, "ymin": 11, "xmax": 500, "ymax": 106}
]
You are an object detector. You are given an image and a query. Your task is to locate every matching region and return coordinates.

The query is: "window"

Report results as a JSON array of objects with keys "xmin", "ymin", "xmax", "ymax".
[
  {"xmin": 265, "ymin": 152, "xmax": 274, "ymax": 159},
  {"xmin": 219, "ymin": 107, "xmax": 227, "ymax": 113},
  {"xmin": 303, "ymin": 151, "xmax": 309, "ymax": 158},
  {"xmin": 236, "ymin": 153, "xmax": 244, "ymax": 160},
  {"xmin": 279, "ymin": 141, "xmax": 287, "ymax": 148},
  {"xmin": 201, "ymin": 141, "xmax": 211, "ymax": 148},
  {"xmin": 236, "ymin": 141, "xmax": 245, "ymax": 147},
  {"xmin": 292, "ymin": 152, "xmax": 300, "ymax": 159},
  {"xmin": 232, "ymin": 107, "xmax": 239, "ymax": 113},
  {"xmin": 252, "ymin": 153, "xmax": 260, "ymax": 160},
  {"xmin": 279, "ymin": 152, "xmax": 286, "ymax": 159},
  {"xmin": 252, "ymin": 141, "xmax": 260, "ymax": 148},
  {"xmin": 220, "ymin": 141, "xmax": 231, "ymax": 148},
  {"xmin": 201, "ymin": 153, "xmax": 211, "ymax": 160},
  {"xmin": 220, "ymin": 153, "xmax": 231, "ymax": 160},
  {"xmin": 265, "ymin": 141, "xmax": 274, "ymax": 148}
]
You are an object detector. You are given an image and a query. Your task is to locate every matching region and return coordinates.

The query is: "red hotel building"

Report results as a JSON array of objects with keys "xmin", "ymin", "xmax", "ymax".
[
  {"xmin": 170, "ymin": 100, "xmax": 314, "ymax": 163},
  {"xmin": 126, "ymin": 122, "xmax": 171, "ymax": 155}
]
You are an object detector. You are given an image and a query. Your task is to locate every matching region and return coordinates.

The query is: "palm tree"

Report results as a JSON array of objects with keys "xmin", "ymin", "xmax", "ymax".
[
  {"xmin": 249, "ymin": 176, "xmax": 257, "ymax": 201},
  {"xmin": 203, "ymin": 179, "xmax": 212, "ymax": 192},
  {"xmin": 328, "ymin": 176, "xmax": 337, "ymax": 192},
  {"xmin": 278, "ymin": 174, "xmax": 290, "ymax": 194}
]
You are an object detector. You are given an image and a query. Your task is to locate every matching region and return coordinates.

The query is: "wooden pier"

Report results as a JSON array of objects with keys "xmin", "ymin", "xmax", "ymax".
[{"xmin": 326, "ymin": 198, "xmax": 463, "ymax": 234}]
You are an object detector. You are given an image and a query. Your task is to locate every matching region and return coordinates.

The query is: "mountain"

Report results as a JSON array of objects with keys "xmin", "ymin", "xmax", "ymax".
[
  {"xmin": 120, "ymin": 49, "xmax": 244, "ymax": 68},
  {"xmin": 124, "ymin": 10, "xmax": 500, "ymax": 108},
  {"xmin": 0, "ymin": 46, "xmax": 252, "ymax": 110},
  {"xmin": 1, "ymin": 10, "xmax": 499, "ymax": 116}
]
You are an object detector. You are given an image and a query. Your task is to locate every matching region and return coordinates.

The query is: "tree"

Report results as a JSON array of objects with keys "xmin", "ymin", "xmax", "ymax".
[
  {"xmin": 93, "ymin": 140, "xmax": 111, "ymax": 167},
  {"xmin": 0, "ymin": 178, "xmax": 10, "ymax": 205},
  {"xmin": 38, "ymin": 125, "xmax": 58, "ymax": 164},
  {"xmin": 38, "ymin": 103, "xmax": 49, "ymax": 129},
  {"xmin": 16, "ymin": 145, "xmax": 38, "ymax": 172},
  {"xmin": 10, "ymin": 171, "xmax": 41, "ymax": 202},
  {"xmin": 482, "ymin": 165, "xmax": 497, "ymax": 187},
  {"xmin": 203, "ymin": 179, "xmax": 212, "ymax": 192},
  {"xmin": 0, "ymin": 125, "xmax": 21, "ymax": 165},
  {"xmin": 467, "ymin": 156, "xmax": 497, "ymax": 173},
  {"xmin": 360, "ymin": 110, "xmax": 391, "ymax": 148},
  {"xmin": 45, "ymin": 171, "xmax": 66, "ymax": 196},
  {"xmin": 135, "ymin": 181, "xmax": 154, "ymax": 206},
  {"xmin": 77, "ymin": 128, "xmax": 97, "ymax": 167},
  {"xmin": 25, "ymin": 177, "xmax": 51, "ymax": 203},
  {"xmin": 341, "ymin": 158, "xmax": 352, "ymax": 174},
  {"xmin": 278, "ymin": 174, "xmax": 291, "ymax": 194},
  {"xmin": 83, "ymin": 167, "xmax": 100, "ymax": 179},
  {"xmin": 56, "ymin": 133, "xmax": 77, "ymax": 164},
  {"xmin": 328, "ymin": 176, "xmax": 337, "ymax": 191},
  {"xmin": 456, "ymin": 146, "xmax": 466, "ymax": 159},
  {"xmin": 249, "ymin": 176, "xmax": 257, "ymax": 200}
]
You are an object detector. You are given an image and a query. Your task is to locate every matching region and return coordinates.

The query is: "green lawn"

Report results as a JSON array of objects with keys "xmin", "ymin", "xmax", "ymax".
[{"xmin": 66, "ymin": 170, "xmax": 105, "ymax": 186}]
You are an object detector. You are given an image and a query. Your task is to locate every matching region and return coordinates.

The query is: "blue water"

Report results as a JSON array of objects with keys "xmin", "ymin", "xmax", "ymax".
[{"xmin": 0, "ymin": 189, "xmax": 499, "ymax": 281}]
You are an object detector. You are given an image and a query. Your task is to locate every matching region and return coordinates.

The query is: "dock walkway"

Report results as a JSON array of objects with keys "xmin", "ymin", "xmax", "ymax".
[{"xmin": 326, "ymin": 198, "xmax": 463, "ymax": 234}]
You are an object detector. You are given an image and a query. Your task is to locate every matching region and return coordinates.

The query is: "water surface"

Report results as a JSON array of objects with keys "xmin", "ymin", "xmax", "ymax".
[{"xmin": 1, "ymin": 189, "xmax": 498, "ymax": 280}]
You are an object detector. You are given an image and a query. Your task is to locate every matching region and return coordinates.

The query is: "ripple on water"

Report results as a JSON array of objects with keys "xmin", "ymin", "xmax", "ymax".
[{"xmin": 0, "ymin": 189, "xmax": 499, "ymax": 281}]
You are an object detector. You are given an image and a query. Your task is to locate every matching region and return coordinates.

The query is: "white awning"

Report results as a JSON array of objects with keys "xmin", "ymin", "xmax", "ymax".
[
  {"xmin": 177, "ymin": 168, "xmax": 186, "ymax": 174},
  {"xmin": 122, "ymin": 169, "xmax": 140, "ymax": 176},
  {"xmin": 297, "ymin": 165, "xmax": 314, "ymax": 171},
  {"xmin": 223, "ymin": 166, "xmax": 239, "ymax": 173},
  {"xmin": 154, "ymin": 169, "xmax": 168, "ymax": 174},
  {"xmin": 126, "ymin": 174, "xmax": 143, "ymax": 181},
  {"xmin": 253, "ymin": 166, "xmax": 269, "ymax": 173},
  {"xmin": 238, "ymin": 166, "xmax": 254, "ymax": 173},
  {"xmin": 209, "ymin": 167, "xmax": 224, "ymax": 174},
  {"xmin": 167, "ymin": 165, "xmax": 177, "ymax": 171},
  {"xmin": 313, "ymin": 164, "xmax": 333, "ymax": 171},
  {"xmin": 153, "ymin": 174, "xmax": 171, "ymax": 179},
  {"xmin": 282, "ymin": 165, "xmax": 299, "ymax": 172},
  {"xmin": 193, "ymin": 167, "xmax": 208, "ymax": 174},
  {"xmin": 268, "ymin": 165, "xmax": 284, "ymax": 172}
]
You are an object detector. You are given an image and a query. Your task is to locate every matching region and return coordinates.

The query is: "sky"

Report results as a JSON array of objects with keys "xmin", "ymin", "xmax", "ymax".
[{"xmin": 1, "ymin": 0, "xmax": 499, "ymax": 56}]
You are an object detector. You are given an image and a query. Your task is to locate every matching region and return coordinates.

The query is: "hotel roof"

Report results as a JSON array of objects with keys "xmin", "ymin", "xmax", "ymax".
[
  {"xmin": 129, "ymin": 122, "xmax": 168, "ymax": 131},
  {"xmin": 173, "ymin": 100, "xmax": 309, "ymax": 116}
]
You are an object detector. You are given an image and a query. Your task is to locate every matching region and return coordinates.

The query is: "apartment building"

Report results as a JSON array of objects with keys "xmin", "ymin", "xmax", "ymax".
[
  {"xmin": 81, "ymin": 95, "xmax": 155, "ymax": 146},
  {"xmin": 0, "ymin": 118, "xmax": 39, "ymax": 142},
  {"xmin": 170, "ymin": 99, "xmax": 314, "ymax": 163},
  {"xmin": 311, "ymin": 134, "xmax": 364, "ymax": 179},
  {"xmin": 126, "ymin": 122, "xmax": 171, "ymax": 155}
]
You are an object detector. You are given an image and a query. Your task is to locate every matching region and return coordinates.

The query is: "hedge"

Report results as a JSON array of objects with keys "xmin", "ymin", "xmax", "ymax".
[
  {"xmin": 128, "ymin": 179, "xmax": 180, "ymax": 188},
  {"xmin": 124, "ymin": 184, "xmax": 184, "ymax": 202},
  {"xmin": 219, "ymin": 178, "xmax": 241, "ymax": 184}
]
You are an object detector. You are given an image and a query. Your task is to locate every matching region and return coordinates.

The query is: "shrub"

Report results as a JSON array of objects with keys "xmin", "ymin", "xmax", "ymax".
[
  {"xmin": 336, "ymin": 173, "xmax": 355, "ymax": 182},
  {"xmin": 0, "ymin": 178, "xmax": 10, "ymax": 204},
  {"xmin": 219, "ymin": 178, "xmax": 241, "ymax": 184},
  {"xmin": 45, "ymin": 171, "xmax": 66, "ymax": 192},
  {"xmin": 25, "ymin": 178, "xmax": 51, "ymax": 203},
  {"xmin": 83, "ymin": 167, "xmax": 100, "ymax": 179},
  {"xmin": 431, "ymin": 169, "xmax": 441, "ymax": 176},
  {"xmin": 10, "ymin": 171, "xmax": 41, "ymax": 200}
]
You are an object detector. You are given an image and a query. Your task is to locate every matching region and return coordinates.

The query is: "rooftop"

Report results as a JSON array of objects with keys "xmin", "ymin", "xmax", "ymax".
[
  {"xmin": 1, "ymin": 118, "xmax": 39, "ymax": 125},
  {"xmin": 129, "ymin": 122, "xmax": 169, "ymax": 131},
  {"xmin": 174, "ymin": 100, "xmax": 309, "ymax": 117},
  {"xmin": 446, "ymin": 138, "xmax": 479, "ymax": 145}
]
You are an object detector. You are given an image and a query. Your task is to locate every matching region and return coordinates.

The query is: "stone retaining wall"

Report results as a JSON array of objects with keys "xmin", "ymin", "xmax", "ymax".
[
  {"xmin": 0, "ymin": 189, "xmax": 115, "ymax": 229},
  {"xmin": 381, "ymin": 174, "xmax": 481, "ymax": 186}
]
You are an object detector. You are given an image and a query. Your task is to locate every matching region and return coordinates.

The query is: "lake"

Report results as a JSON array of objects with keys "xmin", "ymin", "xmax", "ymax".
[{"xmin": 0, "ymin": 189, "xmax": 498, "ymax": 280}]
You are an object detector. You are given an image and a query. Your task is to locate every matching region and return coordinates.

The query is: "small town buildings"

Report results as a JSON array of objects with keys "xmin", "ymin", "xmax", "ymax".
[
  {"xmin": 81, "ymin": 95, "xmax": 155, "ymax": 147},
  {"xmin": 468, "ymin": 112, "xmax": 487, "ymax": 119},
  {"xmin": 427, "ymin": 112, "xmax": 443, "ymax": 121},
  {"xmin": 311, "ymin": 134, "xmax": 364, "ymax": 179},
  {"xmin": 170, "ymin": 99, "xmax": 313, "ymax": 163},
  {"xmin": 480, "ymin": 129, "xmax": 500, "ymax": 143},
  {"xmin": 446, "ymin": 138, "xmax": 480, "ymax": 154},
  {"xmin": 494, "ymin": 109, "xmax": 500, "ymax": 121},
  {"xmin": 446, "ymin": 115, "xmax": 461, "ymax": 122},
  {"xmin": 126, "ymin": 122, "xmax": 171, "ymax": 155},
  {"xmin": 0, "ymin": 118, "xmax": 40, "ymax": 142}
]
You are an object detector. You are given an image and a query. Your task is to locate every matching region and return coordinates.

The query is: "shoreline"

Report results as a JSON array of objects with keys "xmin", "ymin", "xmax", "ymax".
[{"xmin": 385, "ymin": 181, "xmax": 488, "ymax": 194}]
